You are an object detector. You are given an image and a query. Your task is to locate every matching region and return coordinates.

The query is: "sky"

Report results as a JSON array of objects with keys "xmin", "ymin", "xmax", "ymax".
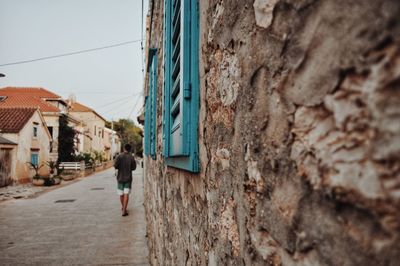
[{"xmin": 0, "ymin": 0, "xmax": 148, "ymax": 123}]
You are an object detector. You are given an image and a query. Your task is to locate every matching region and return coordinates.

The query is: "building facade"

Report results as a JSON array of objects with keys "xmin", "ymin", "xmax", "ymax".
[
  {"xmin": 68, "ymin": 101, "xmax": 107, "ymax": 154},
  {"xmin": 0, "ymin": 87, "xmax": 77, "ymax": 161},
  {"xmin": 0, "ymin": 108, "xmax": 52, "ymax": 183},
  {"xmin": 143, "ymin": 0, "xmax": 400, "ymax": 265},
  {"xmin": 104, "ymin": 127, "xmax": 121, "ymax": 161}
]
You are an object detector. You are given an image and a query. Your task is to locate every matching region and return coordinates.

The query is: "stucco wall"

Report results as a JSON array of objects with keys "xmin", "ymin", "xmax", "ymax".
[
  {"xmin": 144, "ymin": 0, "xmax": 400, "ymax": 265},
  {"xmin": 70, "ymin": 111, "xmax": 105, "ymax": 153},
  {"xmin": 4, "ymin": 111, "xmax": 51, "ymax": 182},
  {"xmin": 43, "ymin": 113, "xmax": 59, "ymax": 161}
]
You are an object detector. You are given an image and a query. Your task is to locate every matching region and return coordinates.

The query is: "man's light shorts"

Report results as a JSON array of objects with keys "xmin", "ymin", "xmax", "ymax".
[{"xmin": 117, "ymin": 182, "xmax": 131, "ymax": 195}]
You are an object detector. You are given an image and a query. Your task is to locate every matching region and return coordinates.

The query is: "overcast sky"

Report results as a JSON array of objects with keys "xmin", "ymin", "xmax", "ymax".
[{"xmin": 0, "ymin": 0, "xmax": 148, "ymax": 123}]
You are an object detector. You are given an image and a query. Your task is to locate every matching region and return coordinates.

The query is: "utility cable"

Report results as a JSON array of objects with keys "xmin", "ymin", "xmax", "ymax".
[
  {"xmin": 0, "ymin": 39, "xmax": 143, "ymax": 67},
  {"xmin": 127, "ymin": 94, "xmax": 143, "ymax": 120},
  {"xmin": 100, "ymin": 98, "xmax": 135, "ymax": 116},
  {"xmin": 94, "ymin": 93, "xmax": 141, "ymax": 109}
]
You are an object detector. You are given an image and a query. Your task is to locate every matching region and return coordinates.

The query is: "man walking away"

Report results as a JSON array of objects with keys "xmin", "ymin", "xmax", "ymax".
[{"xmin": 114, "ymin": 143, "xmax": 136, "ymax": 216}]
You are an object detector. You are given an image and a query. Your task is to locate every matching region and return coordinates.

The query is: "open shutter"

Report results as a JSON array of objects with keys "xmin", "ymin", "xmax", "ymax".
[
  {"xmin": 144, "ymin": 96, "xmax": 150, "ymax": 156},
  {"xmin": 150, "ymin": 53, "xmax": 157, "ymax": 159},
  {"xmin": 163, "ymin": 0, "xmax": 199, "ymax": 172},
  {"xmin": 169, "ymin": 0, "xmax": 189, "ymax": 157}
]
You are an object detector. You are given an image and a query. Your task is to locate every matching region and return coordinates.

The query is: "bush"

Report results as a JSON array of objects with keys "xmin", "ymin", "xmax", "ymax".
[
  {"xmin": 93, "ymin": 151, "xmax": 105, "ymax": 163},
  {"xmin": 74, "ymin": 152, "xmax": 95, "ymax": 165}
]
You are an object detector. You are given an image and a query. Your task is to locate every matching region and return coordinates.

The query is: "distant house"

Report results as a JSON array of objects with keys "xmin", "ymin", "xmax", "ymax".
[
  {"xmin": 0, "ymin": 87, "xmax": 83, "ymax": 161},
  {"xmin": 104, "ymin": 128, "xmax": 121, "ymax": 160},
  {"xmin": 0, "ymin": 107, "xmax": 52, "ymax": 183},
  {"xmin": 68, "ymin": 100, "xmax": 107, "ymax": 154}
]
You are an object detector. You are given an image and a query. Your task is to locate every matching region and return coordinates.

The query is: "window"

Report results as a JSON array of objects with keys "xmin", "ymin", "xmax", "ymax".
[
  {"xmin": 144, "ymin": 49, "xmax": 158, "ymax": 159},
  {"xmin": 33, "ymin": 124, "xmax": 38, "ymax": 138},
  {"xmin": 163, "ymin": 0, "xmax": 199, "ymax": 172},
  {"xmin": 31, "ymin": 152, "xmax": 39, "ymax": 166}
]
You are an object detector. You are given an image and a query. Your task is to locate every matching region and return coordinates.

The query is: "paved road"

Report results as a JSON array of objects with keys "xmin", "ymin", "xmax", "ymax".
[{"xmin": 0, "ymin": 167, "xmax": 149, "ymax": 266}]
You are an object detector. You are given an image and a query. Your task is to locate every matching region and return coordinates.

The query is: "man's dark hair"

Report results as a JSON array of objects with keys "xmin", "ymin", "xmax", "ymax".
[{"xmin": 124, "ymin": 143, "xmax": 132, "ymax": 152}]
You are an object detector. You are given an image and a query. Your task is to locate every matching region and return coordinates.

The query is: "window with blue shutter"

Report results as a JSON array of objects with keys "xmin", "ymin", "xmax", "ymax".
[
  {"xmin": 144, "ymin": 49, "xmax": 158, "ymax": 159},
  {"xmin": 163, "ymin": 0, "xmax": 199, "ymax": 172},
  {"xmin": 144, "ymin": 96, "xmax": 150, "ymax": 156},
  {"xmin": 31, "ymin": 152, "xmax": 39, "ymax": 166}
]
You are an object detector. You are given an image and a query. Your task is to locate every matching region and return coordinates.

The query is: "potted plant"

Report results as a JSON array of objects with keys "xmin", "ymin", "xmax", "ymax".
[
  {"xmin": 46, "ymin": 160, "xmax": 61, "ymax": 185},
  {"xmin": 46, "ymin": 160, "xmax": 57, "ymax": 176},
  {"xmin": 27, "ymin": 162, "xmax": 44, "ymax": 186}
]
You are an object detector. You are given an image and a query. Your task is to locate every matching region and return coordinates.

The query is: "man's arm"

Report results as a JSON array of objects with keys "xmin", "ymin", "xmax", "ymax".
[{"xmin": 114, "ymin": 156, "xmax": 120, "ymax": 170}]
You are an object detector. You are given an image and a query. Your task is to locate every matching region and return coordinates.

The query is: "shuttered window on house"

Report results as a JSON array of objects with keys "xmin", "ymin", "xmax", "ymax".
[
  {"xmin": 31, "ymin": 152, "xmax": 39, "ymax": 166},
  {"xmin": 144, "ymin": 49, "xmax": 158, "ymax": 159},
  {"xmin": 163, "ymin": 0, "xmax": 199, "ymax": 172}
]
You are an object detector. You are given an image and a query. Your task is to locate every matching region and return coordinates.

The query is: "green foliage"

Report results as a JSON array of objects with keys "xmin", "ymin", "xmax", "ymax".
[
  {"xmin": 108, "ymin": 119, "xmax": 143, "ymax": 157},
  {"xmin": 56, "ymin": 162, "xmax": 65, "ymax": 176},
  {"xmin": 73, "ymin": 151, "xmax": 104, "ymax": 169},
  {"xmin": 58, "ymin": 114, "xmax": 76, "ymax": 162},
  {"xmin": 26, "ymin": 162, "xmax": 44, "ymax": 179},
  {"xmin": 74, "ymin": 152, "xmax": 95, "ymax": 165},
  {"xmin": 46, "ymin": 160, "xmax": 57, "ymax": 174},
  {"xmin": 93, "ymin": 150, "xmax": 105, "ymax": 163}
]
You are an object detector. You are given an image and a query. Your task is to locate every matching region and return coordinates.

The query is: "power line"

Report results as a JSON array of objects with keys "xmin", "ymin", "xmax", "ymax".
[
  {"xmin": 0, "ymin": 39, "xmax": 143, "ymax": 67},
  {"xmin": 127, "ymin": 95, "xmax": 143, "ymax": 119},
  {"xmin": 94, "ymin": 93, "xmax": 140, "ymax": 109},
  {"xmin": 100, "ymin": 98, "xmax": 135, "ymax": 116}
]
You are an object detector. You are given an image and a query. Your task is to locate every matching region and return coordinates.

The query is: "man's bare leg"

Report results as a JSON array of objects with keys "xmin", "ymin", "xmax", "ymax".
[
  {"xmin": 122, "ymin": 194, "xmax": 129, "ymax": 216},
  {"xmin": 120, "ymin": 195, "xmax": 124, "ymax": 210}
]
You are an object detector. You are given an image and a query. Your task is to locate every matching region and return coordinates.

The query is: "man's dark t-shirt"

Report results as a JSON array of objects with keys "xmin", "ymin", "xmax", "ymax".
[{"xmin": 114, "ymin": 152, "xmax": 136, "ymax": 183}]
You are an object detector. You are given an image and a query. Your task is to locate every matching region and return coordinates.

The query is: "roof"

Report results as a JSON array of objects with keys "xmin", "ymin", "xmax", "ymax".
[
  {"xmin": 69, "ymin": 101, "xmax": 107, "ymax": 122},
  {"xmin": 0, "ymin": 108, "xmax": 37, "ymax": 133},
  {"xmin": 69, "ymin": 101, "xmax": 92, "ymax": 112},
  {"xmin": 0, "ymin": 87, "xmax": 61, "ymax": 99},
  {"xmin": 0, "ymin": 87, "xmax": 62, "ymax": 112},
  {"xmin": 0, "ymin": 95, "xmax": 60, "ymax": 112},
  {"xmin": 0, "ymin": 135, "xmax": 17, "ymax": 145}
]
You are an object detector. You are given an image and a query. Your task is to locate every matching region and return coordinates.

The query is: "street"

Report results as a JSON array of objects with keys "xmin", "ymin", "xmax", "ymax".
[{"xmin": 0, "ymin": 167, "xmax": 149, "ymax": 266}]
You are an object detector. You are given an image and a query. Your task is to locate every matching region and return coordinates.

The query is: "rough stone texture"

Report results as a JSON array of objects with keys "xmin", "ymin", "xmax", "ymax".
[{"xmin": 144, "ymin": 0, "xmax": 400, "ymax": 265}]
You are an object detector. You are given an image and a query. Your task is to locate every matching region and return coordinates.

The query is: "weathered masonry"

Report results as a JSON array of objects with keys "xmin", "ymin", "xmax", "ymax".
[{"xmin": 142, "ymin": 0, "xmax": 400, "ymax": 265}]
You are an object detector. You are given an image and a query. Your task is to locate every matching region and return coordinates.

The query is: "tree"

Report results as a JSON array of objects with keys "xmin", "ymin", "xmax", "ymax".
[
  {"xmin": 107, "ymin": 119, "xmax": 143, "ymax": 157},
  {"xmin": 58, "ymin": 114, "xmax": 76, "ymax": 162}
]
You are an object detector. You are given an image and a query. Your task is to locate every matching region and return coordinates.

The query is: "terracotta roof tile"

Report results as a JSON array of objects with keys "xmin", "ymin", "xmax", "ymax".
[
  {"xmin": 0, "ymin": 87, "xmax": 61, "ymax": 99},
  {"xmin": 69, "ymin": 101, "xmax": 107, "ymax": 122},
  {"xmin": 0, "ymin": 95, "xmax": 60, "ymax": 112},
  {"xmin": 69, "ymin": 101, "xmax": 93, "ymax": 112},
  {"xmin": 0, "ymin": 107, "xmax": 37, "ymax": 133}
]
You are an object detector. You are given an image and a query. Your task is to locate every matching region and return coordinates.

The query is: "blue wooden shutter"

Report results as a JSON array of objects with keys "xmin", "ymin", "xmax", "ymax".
[
  {"xmin": 144, "ymin": 96, "xmax": 150, "ymax": 156},
  {"xmin": 150, "ymin": 51, "xmax": 157, "ymax": 159},
  {"xmin": 163, "ymin": 0, "xmax": 199, "ymax": 172},
  {"xmin": 169, "ymin": 0, "xmax": 189, "ymax": 157},
  {"xmin": 31, "ymin": 153, "xmax": 38, "ymax": 166}
]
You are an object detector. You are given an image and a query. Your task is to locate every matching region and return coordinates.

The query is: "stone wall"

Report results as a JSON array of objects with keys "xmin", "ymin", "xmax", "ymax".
[{"xmin": 144, "ymin": 0, "xmax": 400, "ymax": 265}]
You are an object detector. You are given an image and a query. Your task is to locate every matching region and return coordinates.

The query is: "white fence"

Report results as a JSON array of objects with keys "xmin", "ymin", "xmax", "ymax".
[{"xmin": 58, "ymin": 162, "xmax": 92, "ymax": 171}]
